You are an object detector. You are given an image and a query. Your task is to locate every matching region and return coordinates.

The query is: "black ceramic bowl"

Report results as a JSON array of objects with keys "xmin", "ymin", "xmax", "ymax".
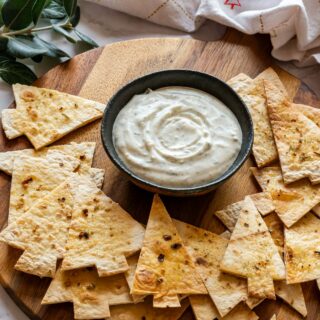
[{"xmin": 101, "ymin": 70, "xmax": 253, "ymax": 196}]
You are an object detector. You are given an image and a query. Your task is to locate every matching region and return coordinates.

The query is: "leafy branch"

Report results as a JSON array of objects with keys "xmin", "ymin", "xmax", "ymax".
[{"xmin": 0, "ymin": 0, "xmax": 98, "ymax": 85}]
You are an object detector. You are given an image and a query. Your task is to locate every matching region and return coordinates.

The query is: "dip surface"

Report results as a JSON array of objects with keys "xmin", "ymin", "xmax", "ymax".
[{"xmin": 113, "ymin": 86, "xmax": 242, "ymax": 188}]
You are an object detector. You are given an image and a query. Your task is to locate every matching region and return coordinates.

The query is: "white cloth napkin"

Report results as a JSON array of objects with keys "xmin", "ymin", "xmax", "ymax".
[{"xmin": 87, "ymin": 0, "xmax": 320, "ymax": 67}]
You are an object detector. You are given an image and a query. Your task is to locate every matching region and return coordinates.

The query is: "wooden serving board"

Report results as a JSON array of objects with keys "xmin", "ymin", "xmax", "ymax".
[{"xmin": 0, "ymin": 29, "xmax": 319, "ymax": 320}]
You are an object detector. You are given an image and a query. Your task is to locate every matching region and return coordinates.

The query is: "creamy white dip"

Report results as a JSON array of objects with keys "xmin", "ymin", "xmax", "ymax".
[{"xmin": 113, "ymin": 86, "xmax": 242, "ymax": 188}]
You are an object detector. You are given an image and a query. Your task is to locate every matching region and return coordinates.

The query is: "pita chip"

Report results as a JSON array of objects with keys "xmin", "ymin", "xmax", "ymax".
[
  {"xmin": 312, "ymin": 203, "xmax": 320, "ymax": 218},
  {"xmin": 0, "ymin": 180, "xmax": 73, "ymax": 277},
  {"xmin": 8, "ymin": 152, "xmax": 79, "ymax": 224},
  {"xmin": 251, "ymin": 166, "xmax": 320, "ymax": 227},
  {"xmin": 131, "ymin": 195, "xmax": 206, "ymax": 307},
  {"xmin": 1, "ymin": 109, "xmax": 22, "ymax": 139},
  {"xmin": 0, "ymin": 142, "xmax": 96, "ymax": 175},
  {"xmin": 42, "ymin": 266, "xmax": 132, "ymax": 319},
  {"xmin": 255, "ymin": 67, "xmax": 288, "ymax": 99},
  {"xmin": 220, "ymin": 230, "xmax": 231, "ymax": 239},
  {"xmin": 265, "ymin": 80, "xmax": 320, "ymax": 184},
  {"xmin": 174, "ymin": 219, "xmax": 247, "ymax": 317},
  {"xmin": 61, "ymin": 176, "xmax": 145, "ymax": 277},
  {"xmin": 275, "ymin": 281, "xmax": 307, "ymax": 317},
  {"xmin": 220, "ymin": 197, "xmax": 285, "ymax": 299},
  {"xmin": 110, "ymin": 296, "xmax": 189, "ymax": 320},
  {"xmin": 264, "ymin": 212, "xmax": 284, "ymax": 257},
  {"xmin": 125, "ymin": 254, "xmax": 146, "ymax": 303},
  {"xmin": 284, "ymin": 212, "xmax": 320, "ymax": 284},
  {"xmin": 218, "ymin": 303, "xmax": 259, "ymax": 320},
  {"xmin": 245, "ymin": 296, "xmax": 264, "ymax": 309},
  {"xmin": 88, "ymin": 167, "xmax": 105, "ymax": 189},
  {"xmin": 189, "ymin": 295, "xmax": 219, "ymax": 320},
  {"xmin": 227, "ymin": 73, "xmax": 254, "ymax": 95},
  {"xmin": 214, "ymin": 192, "xmax": 275, "ymax": 231},
  {"xmin": 228, "ymin": 74, "xmax": 278, "ymax": 167},
  {"xmin": 9, "ymin": 84, "xmax": 106, "ymax": 149}
]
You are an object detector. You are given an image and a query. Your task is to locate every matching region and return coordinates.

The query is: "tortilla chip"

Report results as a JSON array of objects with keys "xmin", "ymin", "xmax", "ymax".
[
  {"xmin": 1, "ymin": 109, "xmax": 22, "ymax": 139},
  {"xmin": 0, "ymin": 142, "xmax": 96, "ymax": 175},
  {"xmin": 214, "ymin": 192, "xmax": 275, "ymax": 231},
  {"xmin": 275, "ymin": 281, "xmax": 307, "ymax": 317},
  {"xmin": 110, "ymin": 296, "xmax": 189, "ymax": 320},
  {"xmin": 42, "ymin": 266, "xmax": 132, "ymax": 319},
  {"xmin": 220, "ymin": 197, "xmax": 285, "ymax": 299},
  {"xmin": 8, "ymin": 152, "xmax": 80, "ymax": 224},
  {"xmin": 264, "ymin": 212, "xmax": 284, "ymax": 257},
  {"xmin": 0, "ymin": 180, "xmax": 73, "ymax": 278},
  {"xmin": 284, "ymin": 212, "xmax": 320, "ymax": 284},
  {"xmin": 174, "ymin": 219, "xmax": 247, "ymax": 317},
  {"xmin": 61, "ymin": 176, "xmax": 145, "ymax": 277},
  {"xmin": 270, "ymin": 315, "xmax": 276, "ymax": 320},
  {"xmin": 131, "ymin": 195, "xmax": 207, "ymax": 307},
  {"xmin": 11, "ymin": 84, "xmax": 105, "ymax": 149},
  {"xmin": 265, "ymin": 80, "xmax": 320, "ymax": 184},
  {"xmin": 251, "ymin": 166, "xmax": 320, "ymax": 227},
  {"xmin": 189, "ymin": 295, "xmax": 219, "ymax": 320},
  {"xmin": 228, "ymin": 74, "xmax": 277, "ymax": 167}
]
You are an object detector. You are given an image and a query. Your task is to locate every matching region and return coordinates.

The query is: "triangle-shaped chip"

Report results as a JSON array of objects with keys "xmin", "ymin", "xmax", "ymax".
[
  {"xmin": 251, "ymin": 166, "xmax": 320, "ymax": 227},
  {"xmin": 285, "ymin": 212, "xmax": 320, "ymax": 284},
  {"xmin": 131, "ymin": 194, "xmax": 207, "ymax": 307},
  {"xmin": 265, "ymin": 79, "xmax": 320, "ymax": 184},
  {"xmin": 61, "ymin": 175, "xmax": 145, "ymax": 277},
  {"xmin": 228, "ymin": 73, "xmax": 278, "ymax": 167},
  {"xmin": 6, "ymin": 84, "xmax": 106, "ymax": 149},
  {"xmin": 220, "ymin": 196, "xmax": 285, "ymax": 299},
  {"xmin": 174, "ymin": 219, "xmax": 247, "ymax": 317}
]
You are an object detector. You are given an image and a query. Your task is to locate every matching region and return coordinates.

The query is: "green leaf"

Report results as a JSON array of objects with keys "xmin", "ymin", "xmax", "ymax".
[
  {"xmin": 2, "ymin": 0, "xmax": 37, "ymax": 30},
  {"xmin": 42, "ymin": 0, "xmax": 66, "ymax": 19},
  {"xmin": 74, "ymin": 29, "xmax": 98, "ymax": 48},
  {"xmin": 33, "ymin": 35, "xmax": 70, "ymax": 58},
  {"xmin": 70, "ymin": 5, "xmax": 80, "ymax": 27},
  {"xmin": 7, "ymin": 36, "xmax": 47, "ymax": 58},
  {"xmin": 0, "ymin": 59, "xmax": 37, "ymax": 84},
  {"xmin": 0, "ymin": 0, "xmax": 6, "ymax": 27},
  {"xmin": 63, "ymin": 0, "xmax": 76, "ymax": 17},
  {"xmin": 32, "ymin": 0, "xmax": 47, "ymax": 24},
  {"xmin": 52, "ymin": 25, "xmax": 77, "ymax": 43}
]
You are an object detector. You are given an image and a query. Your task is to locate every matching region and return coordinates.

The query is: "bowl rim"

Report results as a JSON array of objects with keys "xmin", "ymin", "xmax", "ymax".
[{"xmin": 101, "ymin": 69, "xmax": 253, "ymax": 195}]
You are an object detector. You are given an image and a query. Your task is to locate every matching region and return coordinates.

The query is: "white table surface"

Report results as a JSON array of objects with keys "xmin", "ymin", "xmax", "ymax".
[{"xmin": 0, "ymin": 1, "xmax": 223, "ymax": 319}]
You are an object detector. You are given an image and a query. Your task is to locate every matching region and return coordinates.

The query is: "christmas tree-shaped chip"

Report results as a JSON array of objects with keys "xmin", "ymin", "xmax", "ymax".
[
  {"xmin": 131, "ymin": 194, "xmax": 207, "ymax": 307},
  {"xmin": 220, "ymin": 197, "xmax": 285, "ymax": 299},
  {"xmin": 61, "ymin": 176, "xmax": 145, "ymax": 276}
]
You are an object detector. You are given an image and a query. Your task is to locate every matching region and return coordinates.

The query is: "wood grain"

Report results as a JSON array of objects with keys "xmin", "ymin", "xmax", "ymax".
[{"xmin": 0, "ymin": 29, "xmax": 319, "ymax": 320}]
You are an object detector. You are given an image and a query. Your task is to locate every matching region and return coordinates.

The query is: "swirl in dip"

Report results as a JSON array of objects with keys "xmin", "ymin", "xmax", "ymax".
[{"xmin": 112, "ymin": 86, "xmax": 242, "ymax": 188}]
